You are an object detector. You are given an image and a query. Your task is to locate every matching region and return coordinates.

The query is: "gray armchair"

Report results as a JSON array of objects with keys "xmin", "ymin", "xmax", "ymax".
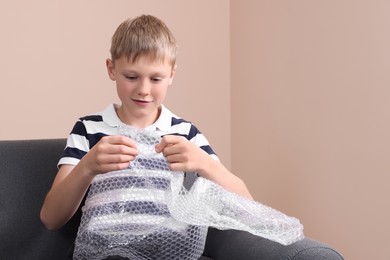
[{"xmin": 0, "ymin": 139, "xmax": 343, "ymax": 259}]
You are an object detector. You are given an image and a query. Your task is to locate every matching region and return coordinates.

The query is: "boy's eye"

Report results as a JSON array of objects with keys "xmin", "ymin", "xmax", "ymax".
[
  {"xmin": 125, "ymin": 75, "xmax": 137, "ymax": 80},
  {"xmin": 151, "ymin": 77, "xmax": 163, "ymax": 82}
]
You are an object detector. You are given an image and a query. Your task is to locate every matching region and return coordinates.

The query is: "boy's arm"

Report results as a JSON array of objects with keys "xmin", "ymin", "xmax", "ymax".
[
  {"xmin": 40, "ymin": 164, "xmax": 94, "ymax": 230},
  {"xmin": 200, "ymin": 156, "xmax": 253, "ymax": 200},
  {"xmin": 155, "ymin": 135, "xmax": 253, "ymax": 200},
  {"xmin": 40, "ymin": 136, "xmax": 138, "ymax": 230}
]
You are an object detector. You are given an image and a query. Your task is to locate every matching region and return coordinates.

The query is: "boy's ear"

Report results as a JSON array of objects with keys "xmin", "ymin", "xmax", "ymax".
[
  {"xmin": 168, "ymin": 64, "xmax": 177, "ymax": 85},
  {"xmin": 106, "ymin": 59, "xmax": 116, "ymax": 81}
]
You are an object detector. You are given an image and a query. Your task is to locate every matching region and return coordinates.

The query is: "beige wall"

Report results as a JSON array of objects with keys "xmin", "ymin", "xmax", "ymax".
[
  {"xmin": 0, "ymin": 0, "xmax": 231, "ymax": 166},
  {"xmin": 1, "ymin": 0, "xmax": 389, "ymax": 259},
  {"xmin": 232, "ymin": 1, "xmax": 390, "ymax": 260}
]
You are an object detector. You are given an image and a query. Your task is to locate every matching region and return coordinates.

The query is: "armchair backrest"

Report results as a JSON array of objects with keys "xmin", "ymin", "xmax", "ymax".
[
  {"xmin": 0, "ymin": 139, "xmax": 204, "ymax": 260},
  {"xmin": 0, "ymin": 139, "xmax": 80, "ymax": 260}
]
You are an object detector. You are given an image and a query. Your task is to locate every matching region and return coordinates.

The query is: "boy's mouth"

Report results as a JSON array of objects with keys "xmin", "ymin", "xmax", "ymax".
[{"xmin": 132, "ymin": 99, "xmax": 152, "ymax": 105}]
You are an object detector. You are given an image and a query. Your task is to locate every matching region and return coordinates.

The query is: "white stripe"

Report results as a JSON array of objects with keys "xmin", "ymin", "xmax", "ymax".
[
  {"xmin": 166, "ymin": 122, "xmax": 192, "ymax": 136},
  {"xmin": 210, "ymin": 154, "xmax": 219, "ymax": 161},
  {"xmin": 67, "ymin": 133, "xmax": 89, "ymax": 152},
  {"xmin": 93, "ymin": 169, "xmax": 176, "ymax": 182},
  {"xmin": 190, "ymin": 133, "xmax": 209, "ymax": 146},
  {"xmin": 84, "ymin": 120, "xmax": 118, "ymax": 135},
  {"xmin": 87, "ymin": 214, "xmax": 168, "ymax": 232},
  {"xmin": 85, "ymin": 188, "xmax": 167, "ymax": 208},
  {"xmin": 58, "ymin": 157, "xmax": 80, "ymax": 166},
  {"xmin": 86, "ymin": 213, "xmax": 188, "ymax": 235}
]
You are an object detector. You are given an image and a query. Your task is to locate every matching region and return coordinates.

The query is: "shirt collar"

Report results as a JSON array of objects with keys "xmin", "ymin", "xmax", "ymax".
[
  {"xmin": 150, "ymin": 104, "xmax": 173, "ymax": 132},
  {"xmin": 102, "ymin": 104, "xmax": 122, "ymax": 127},
  {"xmin": 101, "ymin": 103, "xmax": 173, "ymax": 132}
]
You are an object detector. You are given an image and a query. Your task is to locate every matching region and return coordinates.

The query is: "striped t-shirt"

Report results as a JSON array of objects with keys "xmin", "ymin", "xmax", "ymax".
[
  {"xmin": 70, "ymin": 104, "xmax": 217, "ymax": 258},
  {"xmin": 59, "ymin": 103, "xmax": 218, "ymax": 167}
]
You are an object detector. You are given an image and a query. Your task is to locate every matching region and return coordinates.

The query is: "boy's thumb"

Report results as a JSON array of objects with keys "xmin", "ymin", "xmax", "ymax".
[{"xmin": 155, "ymin": 143, "xmax": 162, "ymax": 153}]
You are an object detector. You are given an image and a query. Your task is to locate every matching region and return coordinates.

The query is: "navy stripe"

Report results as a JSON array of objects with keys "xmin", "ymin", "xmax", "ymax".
[
  {"xmin": 129, "ymin": 157, "xmax": 169, "ymax": 171},
  {"xmin": 200, "ymin": 145, "xmax": 215, "ymax": 155},
  {"xmin": 170, "ymin": 117, "xmax": 201, "ymax": 141},
  {"xmin": 79, "ymin": 115, "xmax": 103, "ymax": 122},
  {"xmin": 71, "ymin": 121, "xmax": 88, "ymax": 136},
  {"xmin": 187, "ymin": 125, "xmax": 200, "ymax": 140},
  {"xmin": 171, "ymin": 117, "xmax": 189, "ymax": 126},
  {"xmin": 62, "ymin": 147, "xmax": 87, "ymax": 161},
  {"xmin": 86, "ymin": 132, "xmax": 107, "ymax": 148},
  {"xmin": 89, "ymin": 200, "xmax": 170, "ymax": 216}
]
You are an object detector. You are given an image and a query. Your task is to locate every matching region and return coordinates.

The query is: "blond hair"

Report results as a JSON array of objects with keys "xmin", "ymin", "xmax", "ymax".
[{"xmin": 110, "ymin": 15, "xmax": 178, "ymax": 67}]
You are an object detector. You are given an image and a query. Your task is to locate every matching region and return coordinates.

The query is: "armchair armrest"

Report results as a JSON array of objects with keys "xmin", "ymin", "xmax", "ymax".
[{"xmin": 202, "ymin": 228, "xmax": 343, "ymax": 260}]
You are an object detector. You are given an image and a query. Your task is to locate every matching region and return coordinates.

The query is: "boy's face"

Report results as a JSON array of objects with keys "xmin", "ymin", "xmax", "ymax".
[{"xmin": 106, "ymin": 55, "xmax": 176, "ymax": 128}]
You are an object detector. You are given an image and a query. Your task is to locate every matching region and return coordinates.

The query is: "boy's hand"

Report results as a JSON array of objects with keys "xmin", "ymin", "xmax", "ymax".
[
  {"xmin": 155, "ymin": 135, "xmax": 211, "ymax": 174},
  {"xmin": 80, "ymin": 135, "xmax": 138, "ymax": 176}
]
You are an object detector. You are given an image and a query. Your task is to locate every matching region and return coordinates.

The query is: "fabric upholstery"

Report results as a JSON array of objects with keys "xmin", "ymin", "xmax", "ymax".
[{"xmin": 0, "ymin": 139, "xmax": 343, "ymax": 260}]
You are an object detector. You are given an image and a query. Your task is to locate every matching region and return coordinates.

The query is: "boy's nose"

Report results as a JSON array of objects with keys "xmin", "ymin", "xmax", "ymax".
[{"xmin": 137, "ymin": 80, "xmax": 151, "ymax": 96}]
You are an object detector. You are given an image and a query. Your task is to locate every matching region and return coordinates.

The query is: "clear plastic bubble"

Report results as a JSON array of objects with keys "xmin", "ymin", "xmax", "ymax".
[{"xmin": 73, "ymin": 126, "xmax": 304, "ymax": 259}]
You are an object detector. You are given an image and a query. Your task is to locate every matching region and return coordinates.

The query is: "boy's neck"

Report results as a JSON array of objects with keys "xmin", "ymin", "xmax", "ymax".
[{"xmin": 115, "ymin": 104, "xmax": 162, "ymax": 129}]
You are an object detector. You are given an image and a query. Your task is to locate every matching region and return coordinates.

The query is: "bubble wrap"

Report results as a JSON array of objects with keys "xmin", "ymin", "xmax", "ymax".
[{"xmin": 73, "ymin": 127, "xmax": 304, "ymax": 260}]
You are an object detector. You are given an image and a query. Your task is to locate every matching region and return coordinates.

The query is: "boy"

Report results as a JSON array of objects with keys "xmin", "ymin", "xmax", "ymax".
[{"xmin": 40, "ymin": 14, "xmax": 252, "ymax": 258}]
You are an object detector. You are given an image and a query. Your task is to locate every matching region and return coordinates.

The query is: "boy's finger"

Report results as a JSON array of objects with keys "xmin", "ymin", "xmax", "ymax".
[
  {"xmin": 155, "ymin": 141, "xmax": 166, "ymax": 153},
  {"xmin": 155, "ymin": 135, "xmax": 178, "ymax": 153},
  {"xmin": 107, "ymin": 135, "xmax": 137, "ymax": 148}
]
